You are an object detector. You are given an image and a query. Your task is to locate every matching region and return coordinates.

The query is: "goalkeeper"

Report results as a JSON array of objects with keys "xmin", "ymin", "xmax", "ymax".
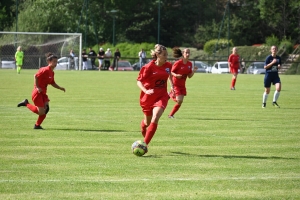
[{"xmin": 15, "ymin": 46, "xmax": 24, "ymax": 74}]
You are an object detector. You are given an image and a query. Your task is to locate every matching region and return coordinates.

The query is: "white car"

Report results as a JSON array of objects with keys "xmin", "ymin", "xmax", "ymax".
[
  {"xmin": 211, "ymin": 61, "xmax": 229, "ymax": 74},
  {"xmin": 57, "ymin": 57, "xmax": 85, "ymax": 70},
  {"xmin": 246, "ymin": 62, "xmax": 265, "ymax": 74},
  {"xmin": 193, "ymin": 61, "xmax": 212, "ymax": 73},
  {"xmin": 1, "ymin": 58, "xmax": 15, "ymax": 69}
]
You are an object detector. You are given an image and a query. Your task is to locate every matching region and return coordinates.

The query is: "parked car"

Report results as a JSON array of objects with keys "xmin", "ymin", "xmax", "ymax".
[
  {"xmin": 193, "ymin": 61, "xmax": 212, "ymax": 73},
  {"xmin": 211, "ymin": 61, "xmax": 229, "ymax": 74},
  {"xmin": 246, "ymin": 62, "xmax": 265, "ymax": 74},
  {"xmin": 109, "ymin": 60, "xmax": 134, "ymax": 71},
  {"xmin": 57, "ymin": 57, "xmax": 90, "ymax": 70},
  {"xmin": 1, "ymin": 58, "xmax": 15, "ymax": 69},
  {"xmin": 132, "ymin": 59, "xmax": 151, "ymax": 71}
]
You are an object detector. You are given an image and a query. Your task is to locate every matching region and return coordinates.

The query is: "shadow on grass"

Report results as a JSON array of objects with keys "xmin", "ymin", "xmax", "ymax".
[
  {"xmin": 171, "ymin": 151, "xmax": 297, "ymax": 160},
  {"xmin": 48, "ymin": 128, "xmax": 124, "ymax": 132}
]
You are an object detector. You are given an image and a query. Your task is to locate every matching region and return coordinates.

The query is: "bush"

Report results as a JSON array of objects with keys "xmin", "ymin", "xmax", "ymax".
[
  {"xmin": 265, "ymin": 35, "xmax": 279, "ymax": 46},
  {"xmin": 204, "ymin": 39, "xmax": 234, "ymax": 55},
  {"xmin": 279, "ymin": 37, "xmax": 293, "ymax": 54}
]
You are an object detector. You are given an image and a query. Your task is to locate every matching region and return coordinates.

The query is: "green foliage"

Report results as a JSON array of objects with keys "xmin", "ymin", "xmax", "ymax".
[
  {"xmin": 265, "ymin": 34, "xmax": 280, "ymax": 47},
  {"xmin": 204, "ymin": 39, "xmax": 234, "ymax": 55},
  {"xmin": 286, "ymin": 56, "xmax": 300, "ymax": 74},
  {"xmin": 279, "ymin": 37, "xmax": 294, "ymax": 54}
]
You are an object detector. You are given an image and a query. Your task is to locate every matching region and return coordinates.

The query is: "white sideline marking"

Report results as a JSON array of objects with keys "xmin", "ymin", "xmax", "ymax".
[{"xmin": 0, "ymin": 176, "xmax": 299, "ymax": 183}]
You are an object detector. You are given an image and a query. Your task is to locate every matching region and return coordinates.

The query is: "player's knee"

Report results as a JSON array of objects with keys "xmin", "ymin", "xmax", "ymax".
[{"xmin": 177, "ymin": 100, "xmax": 183, "ymax": 105}]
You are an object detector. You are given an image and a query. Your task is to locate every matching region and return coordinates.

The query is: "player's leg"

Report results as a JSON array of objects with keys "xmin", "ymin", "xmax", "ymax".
[
  {"xmin": 34, "ymin": 103, "xmax": 49, "ymax": 129},
  {"xmin": 169, "ymin": 95, "xmax": 184, "ymax": 118},
  {"xmin": 230, "ymin": 70, "xmax": 238, "ymax": 90},
  {"xmin": 272, "ymin": 77, "xmax": 281, "ymax": 108},
  {"xmin": 262, "ymin": 75, "xmax": 271, "ymax": 108},
  {"xmin": 144, "ymin": 106, "xmax": 164, "ymax": 144},
  {"xmin": 141, "ymin": 114, "xmax": 152, "ymax": 137}
]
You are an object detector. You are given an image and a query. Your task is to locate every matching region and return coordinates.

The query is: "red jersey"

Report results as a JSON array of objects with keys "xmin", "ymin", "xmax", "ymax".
[
  {"xmin": 228, "ymin": 54, "xmax": 240, "ymax": 69},
  {"xmin": 171, "ymin": 59, "xmax": 193, "ymax": 88},
  {"xmin": 137, "ymin": 60, "xmax": 172, "ymax": 107},
  {"xmin": 34, "ymin": 66, "xmax": 56, "ymax": 94}
]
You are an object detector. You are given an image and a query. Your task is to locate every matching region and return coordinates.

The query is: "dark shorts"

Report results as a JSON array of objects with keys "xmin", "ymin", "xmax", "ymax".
[{"xmin": 264, "ymin": 73, "xmax": 281, "ymax": 88}]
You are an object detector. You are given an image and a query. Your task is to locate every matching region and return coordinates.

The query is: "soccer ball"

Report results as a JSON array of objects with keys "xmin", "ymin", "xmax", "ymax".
[{"xmin": 131, "ymin": 140, "xmax": 148, "ymax": 156}]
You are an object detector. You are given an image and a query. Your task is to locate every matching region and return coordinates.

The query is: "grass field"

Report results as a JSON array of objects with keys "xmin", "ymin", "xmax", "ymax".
[{"xmin": 0, "ymin": 69, "xmax": 299, "ymax": 199}]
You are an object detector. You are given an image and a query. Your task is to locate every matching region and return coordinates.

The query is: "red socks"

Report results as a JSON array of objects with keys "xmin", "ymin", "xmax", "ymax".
[
  {"xmin": 144, "ymin": 123, "xmax": 158, "ymax": 144},
  {"xmin": 140, "ymin": 120, "xmax": 148, "ymax": 137},
  {"xmin": 26, "ymin": 103, "xmax": 39, "ymax": 114},
  {"xmin": 169, "ymin": 103, "xmax": 181, "ymax": 117},
  {"xmin": 26, "ymin": 103, "xmax": 46, "ymax": 126},
  {"xmin": 231, "ymin": 78, "xmax": 236, "ymax": 88},
  {"xmin": 36, "ymin": 115, "xmax": 46, "ymax": 126}
]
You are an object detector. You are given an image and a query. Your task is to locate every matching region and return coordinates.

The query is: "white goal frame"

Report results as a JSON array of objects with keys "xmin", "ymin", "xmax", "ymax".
[{"xmin": 0, "ymin": 31, "xmax": 82, "ymax": 70}]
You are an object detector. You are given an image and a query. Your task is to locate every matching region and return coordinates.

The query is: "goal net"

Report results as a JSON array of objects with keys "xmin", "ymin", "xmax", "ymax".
[{"xmin": 0, "ymin": 31, "xmax": 82, "ymax": 70}]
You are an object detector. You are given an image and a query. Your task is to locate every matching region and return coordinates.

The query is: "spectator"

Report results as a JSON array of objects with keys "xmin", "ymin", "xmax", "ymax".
[
  {"xmin": 97, "ymin": 47, "xmax": 105, "ymax": 70},
  {"xmin": 104, "ymin": 48, "xmax": 112, "ymax": 70},
  {"xmin": 113, "ymin": 48, "xmax": 121, "ymax": 70},
  {"xmin": 88, "ymin": 47, "xmax": 97, "ymax": 69},
  {"xmin": 69, "ymin": 49, "xmax": 75, "ymax": 70},
  {"xmin": 241, "ymin": 58, "xmax": 245, "ymax": 74},
  {"xmin": 15, "ymin": 46, "xmax": 24, "ymax": 74},
  {"xmin": 82, "ymin": 49, "xmax": 88, "ymax": 70},
  {"xmin": 138, "ymin": 49, "xmax": 147, "ymax": 69}
]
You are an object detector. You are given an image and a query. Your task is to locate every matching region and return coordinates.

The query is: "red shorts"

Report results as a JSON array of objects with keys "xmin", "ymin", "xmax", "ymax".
[
  {"xmin": 173, "ymin": 86, "xmax": 187, "ymax": 96},
  {"xmin": 141, "ymin": 93, "xmax": 169, "ymax": 116},
  {"xmin": 230, "ymin": 67, "xmax": 239, "ymax": 74},
  {"xmin": 32, "ymin": 89, "xmax": 49, "ymax": 108}
]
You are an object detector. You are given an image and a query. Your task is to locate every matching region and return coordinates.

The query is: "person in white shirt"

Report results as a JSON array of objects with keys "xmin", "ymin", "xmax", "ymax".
[
  {"xmin": 104, "ymin": 48, "xmax": 112, "ymax": 70},
  {"xmin": 138, "ymin": 49, "xmax": 147, "ymax": 69}
]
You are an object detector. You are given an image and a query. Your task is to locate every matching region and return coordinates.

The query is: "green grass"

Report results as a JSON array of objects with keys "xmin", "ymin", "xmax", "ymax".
[{"xmin": 0, "ymin": 69, "xmax": 299, "ymax": 199}]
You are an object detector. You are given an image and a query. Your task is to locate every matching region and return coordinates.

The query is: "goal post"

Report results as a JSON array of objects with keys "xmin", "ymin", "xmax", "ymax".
[{"xmin": 0, "ymin": 31, "xmax": 82, "ymax": 70}]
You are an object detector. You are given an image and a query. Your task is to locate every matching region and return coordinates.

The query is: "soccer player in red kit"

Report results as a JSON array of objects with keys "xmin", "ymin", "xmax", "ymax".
[
  {"xmin": 168, "ymin": 48, "xmax": 198, "ymax": 118},
  {"xmin": 228, "ymin": 47, "xmax": 241, "ymax": 90},
  {"xmin": 17, "ymin": 52, "xmax": 66, "ymax": 129},
  {"xmin": 137, "ymin": 44, "xmax": 173, "ymax": 146}
]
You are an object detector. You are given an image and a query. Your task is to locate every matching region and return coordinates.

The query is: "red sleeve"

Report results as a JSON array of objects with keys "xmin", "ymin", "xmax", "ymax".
[
  {"xmin": 171, "ymin": 60, "xmax": 180, "ymax": 73},
  {"xmin": 228, "ymin": 54, "xmax": 232, "ymax": 62},
  {"xmin": 137, "ymin": 63, "xmax": 151, "ymax": 82}
]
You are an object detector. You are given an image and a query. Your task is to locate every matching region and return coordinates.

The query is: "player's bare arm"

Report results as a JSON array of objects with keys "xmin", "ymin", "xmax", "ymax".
[{"xmin": 51, "ymin": 83, "xmax": 66, "ymax": 92}]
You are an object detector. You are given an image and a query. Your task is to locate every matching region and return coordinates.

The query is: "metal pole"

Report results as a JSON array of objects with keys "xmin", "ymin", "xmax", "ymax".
[
  {"xmin": 227, "ymin": 0, "xmax": 230, "ymax": 57},
  {"xmin": 15, "ymin": 0, "xmax": 18, "ymax": 49},
  {"xmin": 113, "ymin": 16, "xmax": 115, "ymax": 46},
  {"xmin": 158, "ymin": 0, "xmax": 160, "ymax": 44}
]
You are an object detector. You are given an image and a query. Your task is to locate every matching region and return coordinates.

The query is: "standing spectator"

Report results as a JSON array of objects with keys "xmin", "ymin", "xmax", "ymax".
[
  {"xmin": 88, "ymin": 47, "xmax": 97, "ymax": 70},
  {"xmin": 139, "ymin": 49, "xmax": 147, "ymax": 69},
  {"xmin": 69, "ymin": 49, "xmax": 75, "ymax": 70},
  {"xmin": 228, "ymin": 47, "xmax": 241, "ymax": 90},
  {"xmin": 168, "ymin": 48, "xmax": 198, "ymax": 118},
  {"xmin": 262, "ymin": 45, "xmax": 282, "ymax": 108},
  {"xmin": 15, "ymin": 46, "xmax": 24, "ymax": 74},
  {"xmin": 113, "ymin": 48, "xmax": 121, "ymax": 70},
  {"xmin": 137, "ymin": 44, "xmax": 173, "ymax": 147},
  {"xmin": 104, "ymin": 48, "xmax": 112, "ymax": 70},
  {"xmin": 241, "ymin": 58, "xmax": 245, "ymax": 74},
  {"xmin": 97, "ymin": 48, "xmax": 105, "ymax": 70},
  {"xmin": 82, "ymin": 49, "xmax": 88, "ymax": 70},
  {"xmin": 17, "ymin": 52, "xmax": 66, "ymax": 129}
]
